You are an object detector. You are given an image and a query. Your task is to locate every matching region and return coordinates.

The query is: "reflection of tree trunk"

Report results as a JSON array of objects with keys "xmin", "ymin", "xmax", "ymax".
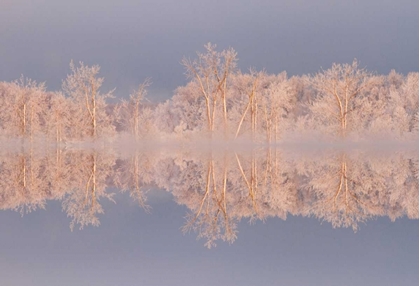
[
  {"xmin": 326, "ymin": 154, "xmax": 363, "ymax": 213},
  {"xmin": 182, "ymin": 160, "xmax": 212, "ymax": 231},
  {"xmin": 92, "ymin": 154, "xmax": 96, "ymax": 210},
  {"xmin": 264, "ymin": 147, "xmax": 272, "ymax": 186},
  {"xmin": 328, "ymin": 154, "xmax": 347, "ymax": 209},
  {"xmin": 30, "ymin": 146, "xmax": 34, "ymax": 192},
  {"xmin": 16, "ymin": 154, "xmax": 28, "ymax": 207},
  {"xmin": 211, "ymin": 157, "xmax": 232, "ymax": 239},
  {"xmin": 182, "ymin": 153, "xmax": 235, "ymax": 247},
  {"xmin": 20, "ymin": 155, "xmax": 26, "ymax": 190},
  {"xmin": 130, "ymin": 152, "xmax": 149, "ymax": 209},
  {"xmin": 84, "ymin": 153, "xmax": 97, "ymax": 212},
  {"xmin": 251, "ymin": 150, "xmax": 258, "ymax": 212},
  {"xmin": 235, "ymin": 153, "xmax": 259, "ymax": 215}
]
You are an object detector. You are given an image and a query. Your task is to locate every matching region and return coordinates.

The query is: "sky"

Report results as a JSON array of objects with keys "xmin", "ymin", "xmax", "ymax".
[{"xmin": 0, "ymin": 0, "xmax": 418, "ymax": 101}]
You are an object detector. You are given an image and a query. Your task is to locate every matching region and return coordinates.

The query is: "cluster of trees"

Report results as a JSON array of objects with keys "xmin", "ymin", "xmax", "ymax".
[
  {"xmin": 0, "ymin": 62, "xmax": 115, "ymax": 142},
  {"xmin": 0, "ymin": 44, "xmax": 418, "ymax": 142},
  {"xmin": 1, "ymin": 146, "xmax": 417, "ymax": 247}
]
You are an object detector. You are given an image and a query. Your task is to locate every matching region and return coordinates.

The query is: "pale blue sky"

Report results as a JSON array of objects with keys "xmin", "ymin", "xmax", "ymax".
[{"xmin": 0, "ymin": 0, "xmax": 418, "ymax": 100}]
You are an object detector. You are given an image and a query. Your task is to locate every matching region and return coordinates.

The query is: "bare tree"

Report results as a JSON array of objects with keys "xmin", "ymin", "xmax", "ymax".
[
  {"xmin": 1, "ymin": 78, "xmax": 47, "ymax": 140},
  {"xmin": 46, "ymin": 92, "xmax": 71, "ymax": 143},
  {"xmin": 124, "ymin": 79, "xmax": 151, "ymax": 138},
  {"xmin": 309, "ymin": 59, "xmax": 374, "ymax": 137},
  {"xmin": 182, "ymin": 43, "xmax": 237, "ymax": 137},
  {"xmin": 62, "ymin": 61, "xmax": 114, "ymax": 139},
  {"xmin": 233, "ymin": 71, "xmax": 261, "ymax": 140}
]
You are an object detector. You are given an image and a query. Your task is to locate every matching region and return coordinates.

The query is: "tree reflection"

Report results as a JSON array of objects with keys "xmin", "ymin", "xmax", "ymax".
[
  {"xmin": 179, "ymin": 152, "xmax": 237, "ymax": 248},
  {"xmin": 301, "ymin": 153, "xmax": 382, "ymax": 230},
  {"xmin": 114, "ymin": 150, "xmax": 153, "ymax": 212},
  {"xmin": 0, "ymin": 146, "xmax": 417, "ymax": 247},
  {"xmin": 61, "ymin": 150, "xmax": 116, "ymax": 230}
]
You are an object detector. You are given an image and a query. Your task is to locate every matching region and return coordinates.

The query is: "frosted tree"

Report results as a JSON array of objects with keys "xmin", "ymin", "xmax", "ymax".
[
  {"xmin": 120, "ymin": 79, "xmax": 151, "ymax": 138},
  {"xmin": 347, "ymin": 75, "xmax": 388, "ymax": 136},
  {"xmin": 232, "ymin": 71, "xmax": 262, "ymax": 140},
  {"xmin": 0, "ymin": 78, "xmax": 47, "ymax": 140},
  {"xmin": 170, "ymin": 81, "xmax": 207, "ymax": 135},
  {"xmin": 153, "ymin": 100, "xmax": 180, "ymax": 136},
  {"xmin": 309, "ymin": 59, "xmax": 375, "ymax": 137},
  {"xmin": 182, "ymin": 43, "xmax": 237, "ymax": 137},
  {"xmin": 259, "ymin": 72, "xmax": 295, "ymax": 142},
  {"xmin": 390, "ymin": 72, "xmax": 419, "ymax": 134},
  {"xmin": 62, "ymin": 61, "xmax": 115, "ymax": 139},
  {"xmin": 46, "ymin": 91, "xmax": 71, "ymax": 143},
  {"xmin": 0, "ymin": 82, "xmax": 16, "ymax": 136}
]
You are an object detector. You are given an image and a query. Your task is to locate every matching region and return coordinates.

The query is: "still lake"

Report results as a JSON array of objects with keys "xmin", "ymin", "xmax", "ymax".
[{"xmin": 1, "ymin": 144, "xmax": 418, "ymax": 286}]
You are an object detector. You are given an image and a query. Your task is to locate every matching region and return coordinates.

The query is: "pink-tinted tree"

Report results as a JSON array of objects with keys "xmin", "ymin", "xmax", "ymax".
[{"xmin": 62, "ymin": 61, "xmax": 115, "ymax": 140}]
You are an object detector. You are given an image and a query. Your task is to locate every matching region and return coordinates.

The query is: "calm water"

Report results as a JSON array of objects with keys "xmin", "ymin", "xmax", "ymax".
[{"xmin": 1, "ymin": 144, "xmax": 418, "ymax": 286}]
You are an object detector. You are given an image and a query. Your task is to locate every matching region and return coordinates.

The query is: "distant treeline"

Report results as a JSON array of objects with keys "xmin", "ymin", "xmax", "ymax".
[{"xmin": 0, "ymin": 44, "xmax": 418, "ymax": 142}]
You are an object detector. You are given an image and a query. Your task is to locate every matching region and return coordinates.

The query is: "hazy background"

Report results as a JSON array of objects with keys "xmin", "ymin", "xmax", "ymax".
[{"xmin": 0, "ymin": 0, "xmax": 418, "ymax": 101}]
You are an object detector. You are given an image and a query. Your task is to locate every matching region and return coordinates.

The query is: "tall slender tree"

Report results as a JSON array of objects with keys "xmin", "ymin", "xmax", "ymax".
[
  {"xmin": 62, "ymin": 61, "xmax": 114, "ymax": 139},
  {"xmin": 182, "ymin": 43, "xmax": 237, "ymax": 137},
  {"xmin": 124, "ymin": 79, "xmax": 151, "ymax": 138},
  {"xmin": 309, "ymin": 59, "xmax": 374, "ymax": 137}
]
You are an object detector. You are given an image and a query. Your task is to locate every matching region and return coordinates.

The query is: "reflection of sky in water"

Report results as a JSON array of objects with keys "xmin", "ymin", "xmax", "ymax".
[
  {"xmin": 0, "ymin": 147, "xmax": 418, "ymax": 285},
  {"xmin": 1, "ymin": 195, "xmax": 418, "ymax": 286}
]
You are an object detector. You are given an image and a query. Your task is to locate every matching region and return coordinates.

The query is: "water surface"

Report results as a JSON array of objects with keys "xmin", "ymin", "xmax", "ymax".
[{"xmin": 1, "ymin": 145, "xmax": 418, "ymax": 286}]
